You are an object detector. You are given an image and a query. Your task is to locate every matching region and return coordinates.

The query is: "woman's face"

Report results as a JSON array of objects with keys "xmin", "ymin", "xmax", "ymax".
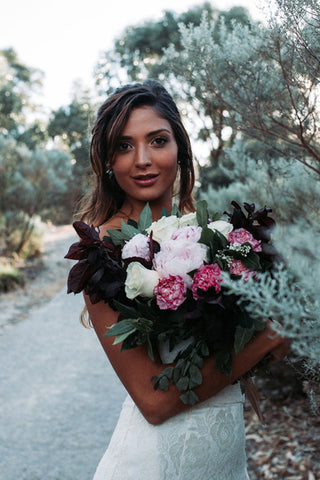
[{"xmin": 112, "ymin": 106, "xmax": 178, "ymax": 215}]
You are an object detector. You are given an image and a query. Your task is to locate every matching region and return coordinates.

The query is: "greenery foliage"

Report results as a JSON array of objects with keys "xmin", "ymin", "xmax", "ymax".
[{"xmin": 0, "ymin": 262, "xmax": 25, "ymax": 292}]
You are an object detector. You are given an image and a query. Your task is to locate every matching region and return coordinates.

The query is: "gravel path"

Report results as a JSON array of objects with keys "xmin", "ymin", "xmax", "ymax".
[{"xmin": 0, "ymin": 226, "xmax": 126, "ymax": 480}]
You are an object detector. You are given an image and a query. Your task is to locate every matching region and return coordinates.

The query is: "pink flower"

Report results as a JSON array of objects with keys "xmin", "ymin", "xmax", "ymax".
[
  {"xmin": 171, "ymin": 225, "xmax": 202, "ymax": 243},
  {"xmin": 122, "ymin": 233, "xmax": 151, "ymax": 261},
  {"xmin": 154, "ymin": 275, "xmax": 187, "ymax": 310},
  {"xmin": 229, "ymin": 259, "xmax": 256, "ymax": 281},
  {"xmin": 192, "ymin": 263, "xmax": 223, "ymax": 300},
  {"xmin": 153, "ymin": 239, "xmax": 208, "ymax": 287},
  {"xmin": 228, "ymin": 228, "xmax": 262, "ymax": 252}
]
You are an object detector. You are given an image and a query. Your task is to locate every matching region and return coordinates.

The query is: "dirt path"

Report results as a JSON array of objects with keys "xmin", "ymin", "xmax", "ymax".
[{"xmin": 0, "ymin": 224, "xmax": 77, "ymax": 331}]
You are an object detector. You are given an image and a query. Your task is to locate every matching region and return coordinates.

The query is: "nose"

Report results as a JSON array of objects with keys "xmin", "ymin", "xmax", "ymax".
[{"xmin": 135, "ymin": 145, "xmax": 152, "ymax": 167}]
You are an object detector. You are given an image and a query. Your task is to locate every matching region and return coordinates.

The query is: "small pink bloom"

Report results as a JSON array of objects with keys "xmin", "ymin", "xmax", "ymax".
[
  {"xmin": 192, "ymin": 263, "xmax": 223, "ymax": 300},
  {"xmin": 229, "ymin": 259, "xmax": 256, "ymax": 281},
  {"xmin": 228, "ymin": 228, "xmax": 262, "ymax": 252},
  {"xmin": 154, "ymin": 275, "xmax": 187, "ymax": 310},
  {"xmin": 171, "ymin": 226, "xmax": 202, "ymax": 243},
  {"xmin": 122, "ymin": 234, "xmax": 151, "ymax": 261}
]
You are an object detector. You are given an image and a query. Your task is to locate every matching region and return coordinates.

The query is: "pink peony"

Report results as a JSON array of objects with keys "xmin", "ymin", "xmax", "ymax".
[
  {"xmin": 228, "ymin": 228, "xmax": 262, "ymax": 252},
  {"xmin": 122, "ymin": 233, "xmax": 151, "ymax": 261},
  {"xmin": 171, "ymin": 225, "xmax": 202, "ymax": 243},
  {"xmin": 229, "ymin": 259, "xmax": 256, "ymax": 281},
  {"xmin": 154, "ymin": 275, "xmax": 187, "ymax": 310},
  {"xmin": 153, "ymin": 239, "xmax": 208, "ymax": 287},
  {"xmin": 192, "ymin": 263, "xmax": 223, "ymax": 300}
]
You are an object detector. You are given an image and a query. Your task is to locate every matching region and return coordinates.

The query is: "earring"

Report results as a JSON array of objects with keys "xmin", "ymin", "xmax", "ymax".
[{"xmin": 105, "ymin": 167, "xmax": 114, "ymax": 178}]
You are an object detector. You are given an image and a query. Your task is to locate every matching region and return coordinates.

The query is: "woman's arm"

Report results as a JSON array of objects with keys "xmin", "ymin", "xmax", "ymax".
[{"xmin": 85, "ymin": 294, "xmax": 288, "ymax": 425}]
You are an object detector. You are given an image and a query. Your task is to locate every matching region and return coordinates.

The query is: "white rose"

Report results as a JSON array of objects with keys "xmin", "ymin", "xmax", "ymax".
[
  {"xmin": 179, "ymin": 212, "xmax": 198, "ymax": 227},
  {"xmin": 207, "ymin": 220, "xmax": 233, "ymax": 238},
  {"xmin": 125, "ymin": 262, "xmax": 160, "ymax": 299},
  {"xmin": 146, "ymin": 215, "xmax": 180, "ymax": 243}
]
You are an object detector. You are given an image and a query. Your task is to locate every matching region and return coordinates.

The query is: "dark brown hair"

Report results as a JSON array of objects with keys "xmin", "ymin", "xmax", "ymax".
[{"xmin": 79, "ymin": 80, "xmax": 195, "ymax": 225}]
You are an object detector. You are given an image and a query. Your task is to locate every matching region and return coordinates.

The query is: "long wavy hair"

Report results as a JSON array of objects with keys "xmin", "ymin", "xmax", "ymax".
[{"xmin": 78, "ymin": 80, "xmax": 195, "ymax": 225}]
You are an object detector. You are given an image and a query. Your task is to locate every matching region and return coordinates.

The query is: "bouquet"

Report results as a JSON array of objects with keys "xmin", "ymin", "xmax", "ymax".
[{"xmin": 65, "ymin": 200, "xmax": 281, "ymax": 408}]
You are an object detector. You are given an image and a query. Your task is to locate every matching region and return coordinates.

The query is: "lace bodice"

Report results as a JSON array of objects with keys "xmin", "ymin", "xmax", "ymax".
[{"xmin": 93, "ymin": 338, "xmax": 249, "ymax": 480}]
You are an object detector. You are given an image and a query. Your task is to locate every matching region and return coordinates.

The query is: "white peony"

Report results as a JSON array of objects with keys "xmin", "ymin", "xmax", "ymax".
[
  {"xmin": 122, "ymin": 233, "xmax": 151, "ymax": 261},
  {"xmin": 125, "ymin": 262, "xmax": 160, "ymax": 299},
  {"xmin": 146, "ymin": 215, "xmax": 180, "ymax": 243},
  {"xmin": 207, "ymin": 220, "xmax": 233, "ymax": 238},
  {"xmin": 153, "ymin": 239, "xmax": 208, "ymax": 287}
]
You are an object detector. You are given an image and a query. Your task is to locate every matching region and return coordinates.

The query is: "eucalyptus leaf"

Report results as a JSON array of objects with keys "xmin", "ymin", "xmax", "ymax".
[
  {"xmin": 138, "ymin": 203, "xmax": 152, "ymax": 231},
  {"xmin": 112, "ymin": 329, "xmax": 137, "ymax": 345},
  {"xmin": 234, "ymin": 325, "xmax": 254, "ymax": 354},
  {"xmin": 103, "ymin": 319, "xmax": 137, "ymax": 337},
  {"xmin": 160, "ymin": 206, "xmax": 170, "ymax": 218},
  {"xmin": 112, "ymin": 300, "xmax": 140, "ymax": 319},
  {"xmin": 146, "ymin": 337, "xmax": 154, "ymax": 361},
  {"xmin": 241, "ymin": 251, "xmax": 261, "ymax": 270},
  {"xmin": 189, "ymin": 364, "xmax": 202, "ymax": 385},
  {"xmin": 176, "ymin": 376, "xmax": 190, "ymax": 392},
  {"xmin": 171, "ymin": 204, "xmax": 182, "ymax": 217},
  {"xmin": 180, "ymin": 390, "xmax": 199, "ymax": 405},
  {"xmin": 106, "ymin": 229, "xmax": 126, "ymax": 246},
  {"xmin": 121, "ymin": 220, "xmax": 140, "ymax": 239},
  {"xmin": 196, "ymin": 200, "xmax": 209, "ymax": 227},
  {"xmin": 215, "ymin": 350, "xmax": 233, "ymax": 377},
  {"xmin": 159, "ymin": 376, "xmax": 169, "ymax": 391}
]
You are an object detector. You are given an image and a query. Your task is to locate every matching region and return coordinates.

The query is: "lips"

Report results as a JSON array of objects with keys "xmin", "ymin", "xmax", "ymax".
[{"xmin": 132, "ymin": 173, "xmax": 159, "ymax": 186}]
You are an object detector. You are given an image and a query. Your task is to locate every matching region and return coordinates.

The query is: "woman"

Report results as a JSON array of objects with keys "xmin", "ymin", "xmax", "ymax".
[{"xmin": 78, "ymin": 80, "xmax": 288, "ymax": 479}]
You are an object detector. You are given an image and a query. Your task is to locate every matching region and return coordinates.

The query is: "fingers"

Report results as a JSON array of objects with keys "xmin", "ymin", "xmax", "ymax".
[{"xmin": 267, "ymin": 338, "xmax": 290, "ymax": 365}]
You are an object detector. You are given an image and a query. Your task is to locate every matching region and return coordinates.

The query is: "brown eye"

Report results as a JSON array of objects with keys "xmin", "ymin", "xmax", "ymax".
[
  {"xmin": 118, "ymin": 142, "xmax": 132, "ymax": 152},
  {"xmin": 152, "ymin": 136, "xmax": 168, "ymax": 146}
]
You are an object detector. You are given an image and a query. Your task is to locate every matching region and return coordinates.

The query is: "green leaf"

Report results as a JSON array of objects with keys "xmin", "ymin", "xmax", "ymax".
[
  {"xmin": 146, "ymin": 337, "xmax": 154, "ymax": 361},
  {"xmin": 171, "ymin": 204, "xmax": 182, "ymax": 217},
  {"xmin": 103, "ymin": 319, "xmax": 137, "ymax": 337},
  {"xmin": 241, "ymin": 251, "xmax": 261, "ymax": 270},
  {"xmin": 106, "ymin": 229, "xmax": 126, "ymax": 246},
  {"xmin": 160, "ymin": 206, "xmax": 170, "ymax": 218},
  {"xmin": 253, "ymin": 318, "xmax": 267, "ymax": 331},
  {"xmin": 234, "ymin": 325, "xmax": 254, "ymax": 354},
  {"xmin": 121, "ymin": 220, "xmax": 140, "ymax": 239},
  {"xmin": 180, "ymin": 390, "xmax": 199, "ymax": 405},
  {"xmin": 215, "ymin": 350, "xmax": 233, "ymax": 377},
  {"xmin": 138, "ymin": 203, "xmax": 153, "ymax": 231},
  {"xmin": 112, "ymin": 329, "xmax": 137, "ymax": 345},
  {"xmin": 159, "ymin": 376, "xmax": 169, "ymax": 391},
  {"xmin": 189, "ymin": 364, "xmax": 202, "ymax": 386},
  {"xmin": 200, "ymin": 342, "xmax": 210, "ymax": 356},
  {"xmin": 238, "ymin": 311, "xmax": 254, "ymax": 329},
  {"xmin": 176, "ymin": 376, "xmax": 190, "ymax": 392},
  {"xmin": 112, "ymin": 300, "xmax": 140, "ymax": 319},
  {"xmin": 196, "ymin": 200, "xmax": 209, "ymax": 227}
]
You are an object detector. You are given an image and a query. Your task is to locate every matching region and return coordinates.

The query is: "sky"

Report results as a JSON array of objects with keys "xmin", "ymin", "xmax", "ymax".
[{"xmin": 1, "ymin": 0, "xmax": 265, "ymax": 112}]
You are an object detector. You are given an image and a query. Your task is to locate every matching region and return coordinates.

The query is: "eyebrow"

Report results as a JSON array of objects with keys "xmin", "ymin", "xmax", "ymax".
[{"xmin": 119, "ymin": 128, "xmax": 172, "ymax": 140}]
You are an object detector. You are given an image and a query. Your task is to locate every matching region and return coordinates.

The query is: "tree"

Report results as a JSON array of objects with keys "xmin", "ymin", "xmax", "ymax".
[
  {"xmin": 0, "ymin": 48, "xmax": 46, "ymax": 147},
  {"xmin": 94, "ymin": 4, "xmax": 252, "ymax": 92},
  {"xmin": 0, "ymin": 135, "xmax": 73, "ymax": 255},
  {"xmin": 161, "ymin": 1, "xmax": 320, "ymax": 177},
  {"xmin": 48, "ymin": 85, "xmax": 96, "ymax": 200}
]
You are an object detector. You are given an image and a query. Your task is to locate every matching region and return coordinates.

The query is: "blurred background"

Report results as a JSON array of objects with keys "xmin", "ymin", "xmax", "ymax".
[{"xmin": 0, "ymin": 1, "xmax": 319, "ymax": 478}]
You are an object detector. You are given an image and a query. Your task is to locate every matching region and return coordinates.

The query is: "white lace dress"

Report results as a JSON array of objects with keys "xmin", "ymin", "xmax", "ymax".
[{"xmin": 93, "ymin": 343, "xmax": 250, "ymax": 480}]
